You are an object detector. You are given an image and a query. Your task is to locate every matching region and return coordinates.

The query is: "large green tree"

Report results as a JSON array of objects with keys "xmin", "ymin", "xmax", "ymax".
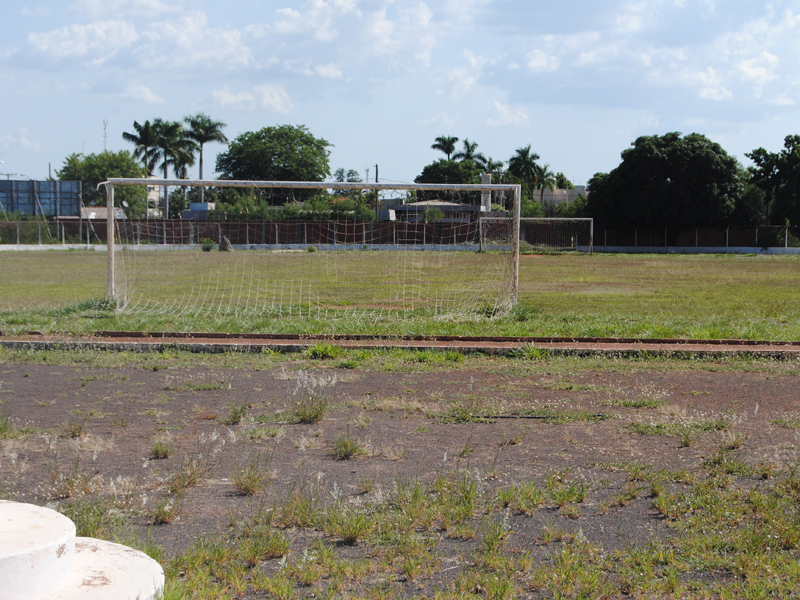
[
  {"xmin": 184, "ymin": 113, "xmax": 228, "ymax": 203},
  {"xmin": 747, "ymin": 135, "xmax": 800, "ymax": 225},
  {"xmin": 215, "ymin": 125, "xmax": 332, "ymax": 203},
  {"xmin": 57, "ymin": 151, "xmax": 147, "ymax": 216},
  {"xmin": 414, "ymin": 159, "xmax": 481, "ymax": 185},
  {"xmin": 586, "ymin": 132, "xmax": 740, "ymax": 228}
]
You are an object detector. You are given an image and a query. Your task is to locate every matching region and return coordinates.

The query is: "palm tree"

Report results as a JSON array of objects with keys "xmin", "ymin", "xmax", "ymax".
[
  {"xmin": 484, "ymin": 158, "xmax": 505, "ymax": 177},
  {"xmin": 453, "ymin": 138, "xmax": 487, "ymax": 168},
  {"xmin": 184, "ymin": 113, "xmax": 228, "ymax": 203},
  {"xmin": 535, "ymin": 163, "xmax": 557, "ymax": 205},
  {"xmin": 150, "ymin": 119, "xmax": 197, "ymax": 218},
  {"xmin": 507, "ymin": 145, "xmax": 540, "ymax": 187},
  {"xmin": 431, "ymin": 135, "xmax": 459, "ymax": 160},
  {"xmin": 122, "ymin": 120, "xmax": 159, "ymax": 174}
]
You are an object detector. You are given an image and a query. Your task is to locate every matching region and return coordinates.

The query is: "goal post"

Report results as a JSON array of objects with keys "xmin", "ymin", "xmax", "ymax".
[{"xmin": 103, "ymin": 178, "xmax": 522, "ymax": 320}]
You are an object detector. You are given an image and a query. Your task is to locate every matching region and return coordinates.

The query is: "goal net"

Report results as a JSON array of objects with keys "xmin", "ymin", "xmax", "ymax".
[
  {"xmin": 105, "ymin": 179, "xmax": 521, "ymax": 322},
  {"xmin": 482, "ymin": 217, "xmax": 593, "ymax": 254}
]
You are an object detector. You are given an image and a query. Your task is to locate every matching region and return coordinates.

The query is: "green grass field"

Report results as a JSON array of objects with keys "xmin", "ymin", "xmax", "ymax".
[{"xmin": 1, "ymin": 250, "xmax": 800, "ymax": 339}]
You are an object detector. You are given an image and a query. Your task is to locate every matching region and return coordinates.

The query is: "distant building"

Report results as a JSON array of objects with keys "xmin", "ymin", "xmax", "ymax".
[
  {"xmin": 393, "ymin": 200, "xmax": 484, "ymax": 223},
  {"xmin": 539, "ymin": 186, "xmax": 587, "ymax": 205},
  {"xmin": 0, "ymin": 180, "xmax": 81, "ymax": 217},
  {"xmin": 146, "ymin": 176, "xmax": 161, "ymax": 218}
]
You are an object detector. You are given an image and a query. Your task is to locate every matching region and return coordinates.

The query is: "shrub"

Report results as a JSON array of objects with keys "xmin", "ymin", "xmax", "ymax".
[{"xmin": 200, "ymin": 237, "xmax": 216, "ymax": 251}]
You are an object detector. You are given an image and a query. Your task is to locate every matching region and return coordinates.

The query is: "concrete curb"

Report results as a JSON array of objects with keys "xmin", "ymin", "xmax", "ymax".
[{"xmin": 2, "ymin": 339, "xmax": 800, "ymax": 360}]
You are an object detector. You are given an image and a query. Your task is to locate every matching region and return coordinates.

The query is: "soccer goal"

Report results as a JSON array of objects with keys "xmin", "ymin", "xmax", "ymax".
[
  {"xmin": 101, "ymin": 179, "xmax": 522, "ymax": 321},
  {"xmin": 481, "ymin": 217, "xmax": 593, "ymax": 254}
]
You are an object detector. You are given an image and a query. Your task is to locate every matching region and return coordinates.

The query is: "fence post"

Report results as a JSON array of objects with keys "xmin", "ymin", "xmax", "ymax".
[
  {"xmin": 38, "ymin": 223, "xmax": 41, "ymax": 245},
  {"xmin": 218, "ymin": 223, "xmax": 222, "ymax": 245},
  {"xmin": 86, "ymin": 223, "xmax": 90, "ymax": 248},
  {"xmin": 304, "ymin": 223, "xmax": 307, "ymax": 245},
  {"xmin": 333, "ymin": 222, "xmax": 337, "ymax": 247},
  {"xmin": 726, "ymin": 227, "xmax": 729, "ymax": 249},
  {"xmin": 62, "ymin": 222, "xmax": 65, "ymax": 245},
  {"xmin": 786, "ymin": 227, "xmax": 789, "ymax": 248},
  {"xmin": 755, "ymin": 227, "xmax": 758, "ymax": 250},
  {"xmin": 137, "ymin": 223, "xmax": 140, "ymax": 245},
  {"xmin": 262, "ymin": 221, "xmax": 266, "ymax": 245},
  {"xmin": 275, "ymin": 223, "xmax": 279, "ymax": 246},
  {"xmin": 17, "ymin": 222, "xmax": 20, "ymax": 246},
  {"xmin": 246, "ymin": 223, "xmax": 249, "ymax": 246}
]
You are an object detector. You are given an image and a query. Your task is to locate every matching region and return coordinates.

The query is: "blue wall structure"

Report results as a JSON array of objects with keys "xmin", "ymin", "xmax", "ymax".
[{"xmin": 0, "ymin": 180, "xmax": 81, "ymax": 217}]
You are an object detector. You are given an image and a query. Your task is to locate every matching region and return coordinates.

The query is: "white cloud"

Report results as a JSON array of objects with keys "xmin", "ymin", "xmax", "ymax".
[
  {"xmin": 770, "ymin": 94, "xmax": 796, "ymax": 106},
  {"xmin": 20, "ymin": 6, "xmax": 51, "ymax": 17},
  {"xmin": 421, "ymin": 112, "xmax": 456, "ymax": 128},
  {"xmin": 212, "ymin": 84, "xmax": 292, "ymax": 113},
  {"xmin": 486, "ymin": 101, "xmax": 529, "ymax": 128},
  {"xmin": 69, "ymin": 0, "xmax": 183, "ymax": 19},
  {"xmin": 27, "ymin": 21, "xmax": 138, "ymax": 65},
  {"xmin": 365, "ymin": 2, "xmax": 436, "ymax": 67},
  {"xmin": 212, "ymin": 87, "xmax": 255, "ymax": 110},
  {"xmin": 527, "ymin": 49, "xmax": 559, "ymax": 73},
  {"xmin": 737, "ymin": 51, "xmax": 778, "ymax": 97},
  {"xmin": 136, "ymin": 11, "xmax": 252, "ymax": 69},
  {"xmin": 254, "ymin": 85, "xmax": 293, "ymax": 113},
  {"xmin": 438, "ymin": 50, "xmax": 491, "ymax": 99},
  {"xmin": 0, "ymin": 128, "xmax": 40, "ymax": 152},
  {"xmin": 123, "ymin": 82, "xmax": 163, "ymax": 104},
  {"xmin": 274, "ymin": 0, "xmax": 359, "ymax": 42},
  {"xmin": 315, "ymin": 63, "xmax": 342, "ymax": 78},
  {"xmin": 284, "ymin": 59, "xmax": 342, "ymax": 78}
]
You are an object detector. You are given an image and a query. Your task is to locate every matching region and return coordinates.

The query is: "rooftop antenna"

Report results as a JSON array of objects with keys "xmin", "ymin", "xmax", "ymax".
[
  {"xmin": 103, "ymin": 120, "xmax": 108, "ymax": 153},
  {"xmin": 365, "ymin": 167, "xmax": 369, "ymax": 182}
]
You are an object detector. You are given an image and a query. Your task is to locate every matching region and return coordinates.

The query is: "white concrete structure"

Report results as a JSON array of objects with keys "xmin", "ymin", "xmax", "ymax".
[{"xmin": 0, "ymin": 501, "xmax": 164, "ymax": 600}]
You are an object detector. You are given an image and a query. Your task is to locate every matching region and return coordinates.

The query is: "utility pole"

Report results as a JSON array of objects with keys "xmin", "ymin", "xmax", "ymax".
[
  {"xmin": 103, "ymin": 120, "xmax": 108, "ymax": 153},
  {"xmin": 374, "ymin": 164, "xmax": 378, "ymax": 183}
]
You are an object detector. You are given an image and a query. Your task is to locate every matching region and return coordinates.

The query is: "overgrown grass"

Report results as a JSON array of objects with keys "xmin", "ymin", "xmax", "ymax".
[{"xmin": 3, "ymin": 252, "xmax": 800, "ymax": 340}]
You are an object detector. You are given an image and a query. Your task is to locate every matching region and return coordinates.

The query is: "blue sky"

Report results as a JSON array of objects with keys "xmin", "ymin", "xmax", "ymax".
[{"xmin": 2, "ymin": 0, "xmax": 799, "ymax": 185}]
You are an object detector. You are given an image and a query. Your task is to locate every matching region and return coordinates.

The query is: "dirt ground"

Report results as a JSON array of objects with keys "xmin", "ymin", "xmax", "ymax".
[{"xmin": 1, "ymin": 357, "xmax": 800, "ymax": 598}]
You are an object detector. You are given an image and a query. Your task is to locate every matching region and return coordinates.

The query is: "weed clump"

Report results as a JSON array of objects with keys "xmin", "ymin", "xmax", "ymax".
[
  {"xmin": 288, "ymin": 370, "xmax": 336, "ymax": 424},
  {"xmin": 220, "ymin": 402, "xmax": 249, "ymax": 425},
  {"xmin": 303, "ymin": 342, "xmax": 344, "ymax": 360},
  {"xmin": 332, "ymin": 427, "xmax": 364, "ymax": 460},
  {"xmin": 231, "ymin": 450, "xmax": 273, "ymax": 496},
  {"xmin": 151, "ymin": 441, "xmax": 172, "ymax": 459}
]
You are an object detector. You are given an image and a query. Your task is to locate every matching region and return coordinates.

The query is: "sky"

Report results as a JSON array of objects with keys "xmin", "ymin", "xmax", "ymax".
[{"xmin": 1, "ymin": 0, "xmax": 799, "ymax": 186}]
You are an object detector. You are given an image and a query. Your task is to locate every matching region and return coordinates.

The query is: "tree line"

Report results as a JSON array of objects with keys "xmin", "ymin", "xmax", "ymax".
[{"xmin": 56, "ymin": 119, "xmax": 799, "ymax": 228}]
